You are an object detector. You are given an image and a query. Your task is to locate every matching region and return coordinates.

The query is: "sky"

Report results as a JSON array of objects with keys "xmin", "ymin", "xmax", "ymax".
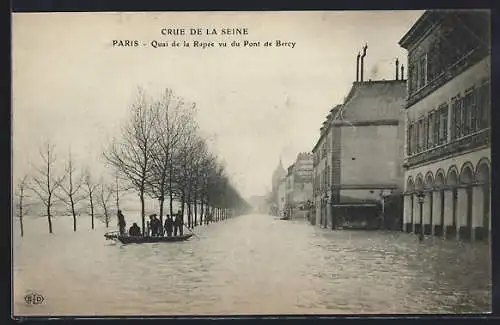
[{"xmin": 12, "ymin": 10, "xmax": 424, "ymax": 200}]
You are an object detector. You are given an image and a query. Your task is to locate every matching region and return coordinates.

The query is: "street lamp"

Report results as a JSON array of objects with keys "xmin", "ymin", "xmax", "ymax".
[
  {"xmin": 416, "ymin": 190, "xmax": 425, "ymax": 237},
  {"xmin": 379, "ymin": 189, "xmax": 393, "ymax": 229}
]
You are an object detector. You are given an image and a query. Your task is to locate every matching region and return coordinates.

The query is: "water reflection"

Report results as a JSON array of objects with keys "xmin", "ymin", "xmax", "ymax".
[{"xmin": 13, "ymin": 214, "xmax": 490, "ymax": 315}]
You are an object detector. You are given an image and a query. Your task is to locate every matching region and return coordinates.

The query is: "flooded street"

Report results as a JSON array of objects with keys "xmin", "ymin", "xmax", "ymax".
[{"xmin": 13, "ymin": 214, "xmax": 491, "ymax": 316}]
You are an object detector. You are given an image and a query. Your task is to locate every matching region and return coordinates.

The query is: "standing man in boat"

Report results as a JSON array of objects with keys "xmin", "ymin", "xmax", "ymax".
[
  {"xmin": 117, "ymin": 210, "xmax": 126, "ymax": 236},
  {"xmin": 164, "ymin": 215, "xmax": 174, "ymax": 237},
  {"xmin": 177, "ymin": 210, "xmax": 184, "ymax": 236}
]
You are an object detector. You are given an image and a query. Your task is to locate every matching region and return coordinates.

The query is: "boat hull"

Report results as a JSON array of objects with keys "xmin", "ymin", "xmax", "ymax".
[{"xmin": 104, "ymin": 232, "xmax": 193, "ymax": 244}]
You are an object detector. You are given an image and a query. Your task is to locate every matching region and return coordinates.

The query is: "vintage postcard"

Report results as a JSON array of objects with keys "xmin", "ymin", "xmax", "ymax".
[{"xmin": 12, "ymin": 10, "xmax": 491, "ymax": 316}]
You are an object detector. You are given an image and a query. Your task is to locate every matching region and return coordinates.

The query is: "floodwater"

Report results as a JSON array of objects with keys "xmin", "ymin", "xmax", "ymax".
[{"xmin": 13, "ymin": 213, "xmax": 491, "ymax": 316}]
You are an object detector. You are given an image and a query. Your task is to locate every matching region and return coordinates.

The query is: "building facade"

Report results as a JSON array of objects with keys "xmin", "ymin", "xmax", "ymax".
[
  {"xmin": 399, "ymin": 10, "xmax": 491, "ymax": 241},
  {"xmin": 312, "ymin": 107, "xmax": 339, "ymax": 227},
  {"xmin": 312, "ymin": 48, "xmax": 408, "ymax": 229}
]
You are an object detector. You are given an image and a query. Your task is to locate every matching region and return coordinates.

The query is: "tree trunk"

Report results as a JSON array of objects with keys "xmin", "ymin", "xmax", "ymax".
[
  {"xmin": 200, "ymin": 198, "xmax": 204, "ymax": 225},
  {"xmin": 194, "ymin": 196, "xmax": 198, "ymax": 227},
  {"xmin": 71, "ymin": 199, "xmax": 77, "ymax": 232},
  {"xmin": 90, "ymin": 195, "xmax": 95, "ymax": 230},
  {"xmin": 159, "ymin": 197, "xmax": 164, "ymax": 234},
  {"xmin": 19, "ymin": 200, "xmax": 24, "ymax": 237},
  {"xmin": 181, "ymin": 194, "xmax": 186, "ymax": 221},
  {"xmin": 105, "ymin": 209, "xmax": 109, "ymax": 228},
  {"xmin": 140, "ymin": 191, "xmax": 145, "ymax": 236},
  {"xmin": 47, "ymin": 198, "xmax": 53, "ymax": 234},
  {"xmin": 115, "ymin": 177, "xmax": 120, "ymax": 211},
  {"xmin": 169, "ymin": 166, "xmax": 174, "ymax": 217},
  {"xmin": 187, "ymin": 195, "xmax": 192, "ymax": 228}
]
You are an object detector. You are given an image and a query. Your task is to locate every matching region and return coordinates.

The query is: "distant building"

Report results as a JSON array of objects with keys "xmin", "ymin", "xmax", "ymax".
[
  {"xmin": 399, "ymin": 10, "xmax": 491, "ymax": 241},
  {"xmin": 270, "ymin": 158, "xmax": 287, "ymax": 215},
  {"xmin": 284, "ymin": 153, "xmax": 314, "ymax": 219},
  {"xmin": 313, "ymin": 47, "xmax": 407, "ymax": 229},
  {"xmin": 277, "ymin": 178, "xmax": 287, "ymax": 217},
  {"xmin": 285, "ymin": 163, "xmax": 295, "ymax": 216}
]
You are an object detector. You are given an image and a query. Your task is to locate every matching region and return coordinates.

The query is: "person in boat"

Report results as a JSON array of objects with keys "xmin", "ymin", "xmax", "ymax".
[
  {"xmin": 117, "ymin": 210, "xmax": 126, "ymax": 236},
  {"xmin": 149, "ymin": 214, "xmax": 161, "ymax": 237},
  {"xmin": 164, "ymin": 215, "xmax": 174, "ymax": 237},
  {"xmin": 128, "ymin": 222, "xmax": 141, "ymax": 237},
  {"xmin": 177, "ymin": 210, "xmax": 184, "ymax": 236}
]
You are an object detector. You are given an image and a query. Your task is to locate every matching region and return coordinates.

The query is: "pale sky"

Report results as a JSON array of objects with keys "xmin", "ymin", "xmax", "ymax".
[{"xmin": 12, "ymin": 11, "xmax": 424, "ymax": 199}]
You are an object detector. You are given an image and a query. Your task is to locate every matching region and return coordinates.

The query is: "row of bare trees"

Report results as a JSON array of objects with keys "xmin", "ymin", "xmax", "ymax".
[
  {"xmin": 14, "ymin": 143, "xmax": 126, "ymax": 235},
  {"xmin": 13, "ymin": 87, "xmax": 250, "ymax": 237},
  {"xmin": 103, "ymin": 88, "xmax": 249, "ymax": 235}
]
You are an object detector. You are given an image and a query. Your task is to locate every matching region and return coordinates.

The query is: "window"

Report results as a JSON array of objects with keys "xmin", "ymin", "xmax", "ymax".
[
  {"xmin": 477, "ymin": 81, "xmax": 491, "ymax": 130},
  {"xmin": 428, "ymin": 112, "xmax": 434, "ymax": 148},
  {"xmin": 423, "ymin": 116, "xmax": 429, "ymax": 150},
  {"xmin": 463, "ymin": 88, "xmax": 475, "ymax": 136},
  {"xmin": 451, "ymin": 96, "xmax": 462, "ymax": 140},
  {"xmin": 417, "ymin": 119, "xmax": 425, "ymax": 152},
  {"xmin": 419, "ymin": 55, "xmax": 428, "ymax": 89},
  {"xmin": 438, "ymin": 104, "xmax": 448, "ymax": 144},
  {"xmin": 408, "ymin": 64, "xmax": 415, "ymax": 94},
  {"xmin": 433, "ymin": 110, "xmax": 439, "ymax": 145},
  {"xmin": 407, "ymin": 123, "xmax": 413, "ymax": 155}
]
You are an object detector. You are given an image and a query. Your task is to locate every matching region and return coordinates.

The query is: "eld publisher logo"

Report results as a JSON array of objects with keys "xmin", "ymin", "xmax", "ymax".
[{"xmin": 24, "ymin": 292, "xmax": 44, "ymax": 305}]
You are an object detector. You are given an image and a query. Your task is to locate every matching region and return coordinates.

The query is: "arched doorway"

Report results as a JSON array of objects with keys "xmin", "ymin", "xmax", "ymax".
[
  {"xmin": 435, "ymin": 170, "xmax": 446, "ymax": 236},
  {"xmin": 406, "ymin": 177, "xmax": 415, "ymax": 233},
  {"xmin": 459, "ymin": 163, "xmax": 474, "ymax": 240},
  {"xmin": 446, "ymin": 167, "xmax": 459, "ymax": 239},
  {"xmin": 475, "ymin": 160, "xmax": 491, "ymax": 241},
  {"xmin": 415, "ymin": 174, "xmax": 424, "ymax": 234},
  {"xmin": 424, "ymin": 172, "xmax": 434, "ymax": 235}
]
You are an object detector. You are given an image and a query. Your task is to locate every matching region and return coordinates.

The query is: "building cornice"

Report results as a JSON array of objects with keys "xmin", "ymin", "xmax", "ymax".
[
  {"xmin": 330, "ymin": 119, "xmax": 399, "ymax": 127},
  {"xmin": 399, "ymin": 10, "xmax": 442, "ymax": 50}
]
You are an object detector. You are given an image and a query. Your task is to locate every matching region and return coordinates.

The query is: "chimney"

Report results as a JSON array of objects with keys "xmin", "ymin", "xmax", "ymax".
[
  {"xmin": 356, "ymin": 52, "xmax": 361, "ymax": 82},
  {"xmin": 395, "ymin": 58, "xmax": 399, "ymax": 80},
  {"xmin": 360, "ymin": 44, "xmax": 368, "ymax": 82},
  {"xmin": 401, "ymin": 65, "xmax": 405, "ymax": 80}
]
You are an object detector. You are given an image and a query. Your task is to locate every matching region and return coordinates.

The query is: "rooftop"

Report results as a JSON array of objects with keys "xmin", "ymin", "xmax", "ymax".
[{"xmin": 336, "ymin": 80, "xmax": 407, "ymax": 122}]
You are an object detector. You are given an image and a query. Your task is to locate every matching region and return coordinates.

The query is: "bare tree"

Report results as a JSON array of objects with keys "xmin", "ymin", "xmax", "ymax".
[
  {"xmin": 58, "ymin": 149, "xmax": 85, "ymax": 232},
  {"xmin": 103, "ymin": 89, "xmax": 159, "ymax": 236},
  {"xmin": 84, "ymin": 169, "xmax": 99, "ymax": 230},
  {"xmin": 15, "ymin": 175, "xmax": 30, "ymax": 237},
  {"xmin": 28, "ymin": 142, "xmax": 65, "ymax": 234},
  {"xmin": 147, "ymin": 89, "xmax": 195, "ymax": 227},
  {"xmin": 98, "ymin": 183, "xmax": 114, "ymax": 228}
]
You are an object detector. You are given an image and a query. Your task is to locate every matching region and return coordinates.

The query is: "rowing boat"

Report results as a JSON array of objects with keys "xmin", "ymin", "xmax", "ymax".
[{"xmin": 104, "ymin": 231, "xmax": 193, "ymax": 244}]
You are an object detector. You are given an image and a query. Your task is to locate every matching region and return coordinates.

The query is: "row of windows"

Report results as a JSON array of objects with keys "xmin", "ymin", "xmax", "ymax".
[
  {"xmin": 451, "ymin": 82, "xmax": 490, "ymax": 140},
  {"xmin": 407, "ymin": 105, "xmax": 447, "ymax": 155},
  {"xmin": 407, "ymin": 81, "xmax": 490, "ymax": 156},
  {"xmin": 407, "ymin": 23, "xmax": 484, "ymax": 95}
]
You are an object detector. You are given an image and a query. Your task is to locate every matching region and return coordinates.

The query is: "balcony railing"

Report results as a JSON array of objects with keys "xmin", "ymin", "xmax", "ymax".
[{"xmin": 404, "ymin": 128, "xmax": 490, "ymax": 167}]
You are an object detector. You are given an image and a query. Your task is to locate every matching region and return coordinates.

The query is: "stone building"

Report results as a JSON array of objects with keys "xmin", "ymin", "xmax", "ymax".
[
  {"xmin": 399, "ymin": 10, "xmax": 491, "ymax": 241},
  {"xmin": 312, "ymin": 47, "xmax": 407, "ymax": 229},
  {"xmin": 283, "ymin": 153, "xmax": 314, "ymax": 219},
  {"xmin": 312, "ymin": 106, "xmax": 340, "ymax": 227}
]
